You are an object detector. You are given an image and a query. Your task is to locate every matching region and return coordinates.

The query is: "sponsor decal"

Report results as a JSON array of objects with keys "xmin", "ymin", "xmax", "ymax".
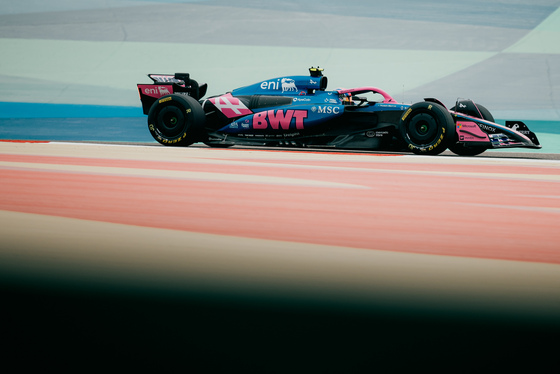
[
  {"xmin": 252, "ymin": 110, "xmax": 307, "ymax": 130},
  {"xmin": 210, "ymin": 95, "xmax": 252, "ymax": 118},
  {"xmin": 428, "ymin": 133, "xmax": 444, "ymax": 151},
  {"xmin": 366, "ymin": 130, "xmax": 390, "ymax": 138},
  {"xmin": 508, "ymin": 123, "xmax": 529, "ymax": 135},
  {"xmin": 401, "ymin": 108, "xmax": 412, "ymax": 121},
  {"xmin": 407, "ymin": 127, "xmax": 445, "ymax": 152},
  {"xmin": 259, "ymin": 78, "xmax": 298, "ymax": 92},
  {"xmin": 293, "ymin": 97, "xmax": 311, "ymax": 102},
  {"xmin": 478, "ymin": 123, "xmax": 496, "ymax": 133},
  {"xmin": 281, "ymin": 78, "xmax": 297, "ymax": 92},
  {"xmin": 260, "ymin": 80, "xmax": 279, "ymax": 90},
  {"xmin": 159, "ymin": 86, "xmax": 171, "ymax": 95},
  {"xmin": 150, "ymin": 122, "xmax": 188, "ymax": 143},
  {"xmin": 456, "ymin": 121, "xmax": 489, "ymax": 141},
  {"xmin": 284, "ymin": 132, "xmax": 300, "ymax": 138},
  {"xmin": 144, "ymin": 86, "xmax": 172, "ymax": 96},
  {"xmin": 140, "ymin": 85, "xmax": 174, "ymax": 98},
  {"xmin": 150, "ymin": 75, "xmax": 182, "ymax": 83},
  {"xmin": 311, "ymin": 106, "xmax": 341, "ymax": 114},
  {"xmin": 159, "ymin": 97, "xmax": 172, "ymax": 104},
  {"xmin": 317, "ymin": 106, "xmax": 341, "ymax": 114}
]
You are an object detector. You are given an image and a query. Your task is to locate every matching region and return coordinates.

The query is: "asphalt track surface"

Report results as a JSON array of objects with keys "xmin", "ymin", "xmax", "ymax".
[{"xmin": 2, "ymin": 140, "xmax": 560, "ymax": 371}]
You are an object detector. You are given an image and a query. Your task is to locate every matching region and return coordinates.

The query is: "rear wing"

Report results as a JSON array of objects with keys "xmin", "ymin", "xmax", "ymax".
[{"xmin": 137, "ymin": 73, "xmax": 207, "ymax": 115}]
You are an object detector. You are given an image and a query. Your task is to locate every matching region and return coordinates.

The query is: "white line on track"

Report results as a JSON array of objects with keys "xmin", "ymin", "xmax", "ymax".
[{"xmin": 0, "ymin": 160, "xmax": 369, "ymax": 189}]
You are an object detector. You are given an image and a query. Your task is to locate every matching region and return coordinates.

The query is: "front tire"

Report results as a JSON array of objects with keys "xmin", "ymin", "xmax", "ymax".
[
  {"xmin": 147, "ymin": 94, "xmax": 206, "ymax": 146},
  {"xmin": 399, "ymin": 102, "xmax": 455, "ymax": 155}
]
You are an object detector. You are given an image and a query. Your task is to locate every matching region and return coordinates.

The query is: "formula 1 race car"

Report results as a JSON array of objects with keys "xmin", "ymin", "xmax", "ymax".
[{"xmin": 137, "ymin": 67, "xmax": 541, "ymax": 156}]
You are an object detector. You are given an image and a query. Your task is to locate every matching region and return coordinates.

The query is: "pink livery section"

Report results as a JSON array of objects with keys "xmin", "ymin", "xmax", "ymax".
[
  {"xmin": 209, "ymin": 94, "xmax": 253, "ymax": 118},
  {"xmin": 253, "ymin": 109, "xmax": 307, "ymax": 130},
  {"xmin": 138, "ymin": 84, "xmax": 174, "ymax": 98},
  {"xmin": 456, "ymin": 121, "xmax": 490, "ymax": 142}
]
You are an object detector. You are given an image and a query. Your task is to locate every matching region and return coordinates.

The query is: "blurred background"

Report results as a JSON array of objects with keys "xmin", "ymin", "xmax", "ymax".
[{"xmin": 2, "ymin": 1, "xmax": 560, "ymax": 371}]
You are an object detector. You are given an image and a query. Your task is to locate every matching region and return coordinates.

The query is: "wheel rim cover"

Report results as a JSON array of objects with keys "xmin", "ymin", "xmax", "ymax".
[
  {"xmin": 157, "ymin": 106, "xmax": 184, "ymax": 137},
  {"xmin": 407, "ymin": 113, "xmax": 438, "ymax": 145}
]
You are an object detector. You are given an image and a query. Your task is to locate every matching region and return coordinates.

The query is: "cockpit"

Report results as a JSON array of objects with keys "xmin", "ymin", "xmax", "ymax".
[{"xmin": 338, "ymin": 88, "xmax": 398, "ymax": 107}]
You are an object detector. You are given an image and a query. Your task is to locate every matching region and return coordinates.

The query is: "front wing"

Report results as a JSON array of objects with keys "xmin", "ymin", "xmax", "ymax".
[{"xmin": 454, "ymin": 114, "xmax": 541, "ymax": 150}]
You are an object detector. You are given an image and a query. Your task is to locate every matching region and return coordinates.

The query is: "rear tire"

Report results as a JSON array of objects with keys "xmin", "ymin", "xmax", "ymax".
[
  {"xmin": 147, "ymin": 94, "xmax": 206, "ymax": 146},
  {"xmin": 399, "ymin": 102, "xmax": 455, "ymax": 155},
  {"xmin": 448, "ymin": 103, "xmax": 493, "ymax": 156}
]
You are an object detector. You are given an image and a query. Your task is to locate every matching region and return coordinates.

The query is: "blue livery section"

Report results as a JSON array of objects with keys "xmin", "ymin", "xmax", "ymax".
[{"xmin": 219, "ymin": 103, "xmax": 345, "ymax": 135}]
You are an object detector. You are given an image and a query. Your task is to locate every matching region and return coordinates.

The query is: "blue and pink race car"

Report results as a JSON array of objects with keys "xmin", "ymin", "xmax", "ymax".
[{"xmin": 137, "ymin": 67, "xmax": 541, "ymax": 156}]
